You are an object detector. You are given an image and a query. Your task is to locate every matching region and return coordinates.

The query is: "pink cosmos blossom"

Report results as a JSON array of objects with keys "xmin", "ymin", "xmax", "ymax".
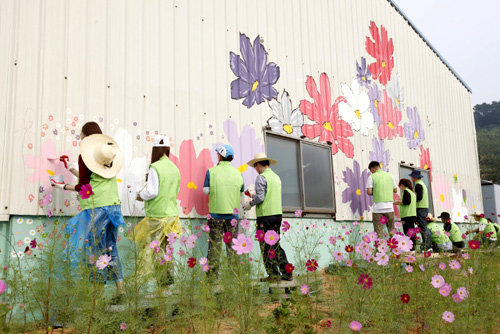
[
  {"xmin": 442, "ymin": 311, "xmax": 454, "ymax": 323},
  {"xmin": 294, "ymin": 209, "xmax": 302, "ymax": 217},
  {"xmin": 449, "ymin": 260, "xmax": 461, "ymax": 270},
  {"xmin": 79, "ymin": 184, "xmax": 94, "ymax": 199},
  {"xmin": 394, "ymin": 221, "xmax": 402, "ymax": 229},
  {"xmin": 202, "ymin": 263, "xmax": 209, "ymax": 272},
  {"xmin": 96, "ymin": 254, "xmax": 111, "ymax": 270},
  {"xmin": 431, "ymin": 275, "xmax": 445, "ymax": 288},
  {"xmin": 462, "ymin": 253, "xmax": 470, "ymax": 260},
  {"xmin": 240, "ymin": 219, "xmax": 250, "ymax": 229},
  {"xmin": 391, "ymin": 248, "xmax": 401, "ymax": 256},
  {"xmin": 452, "ymin": 294, "xmax": 463, "ymax": 303},
  {"xmin": 0, "ymin": 280, "xmax": 6, "ymax": 295},
  {"xmin": 377, "ymin": 243, "xmax": 388, "ymax": 253},
  {"xmin": 379, "ymin": 216, "xmax": 388, "ymax": 225},
  {"xmin": 346, "ymin": 259, "xmax": 353, "ymax": 267},
  {"xmin": 164, "ymin": 254, "xmax": 173, "ymax": 262},
  {"xmin": 186, "ymin": 234, "xmax": 198, "ymax": 249},
  {"xmin": 206, "ymin": 214, "xmax": 212, "ymax": 221},
  {"xmin": 231, "ymin": 233, "xmax": 254, "ymax": 255},
  {"xmin": 376, "ymin": 253, "xmax": 389, "ymax": 266},
  {"xmin": 438, "ymin": 262, "xmax": 446, "ymax": 270},
  {"xmin": 199, "ymin": 257, "xmax": 208, "ymax": 265},
  {"xmin": 120, "ymin": 322, "xmax": 127, "ymax": 330},
  {"xmin": 419, "ymin": 264, "xmax": 425, "ymax": 271},
  {"xmin": 439, "ymin": 283, "xmax": 452, "ymax": 297},
  {"xmin": 264, "ymin": 230, "xmax": 280, "ymax": 246},
  {"xmin": 333, "ymin": 251, "xmax": 344, "ymax": 262},
  {"xmin": 457, "ymin": 287, "xmax": 468, "ymax": 299},
  {"xmin": 230, "ymin": 218, "xmax": 238, "ymax": 227},
  {"xmin": 405, "ymin": 265, "xmax": 413, "ymax": 273},
  {"xmin": 177, "ymin": 249, "xmax": 186, "ymax": 256},
  {"xmin": 329, "ymin": 236, "xmax": 337, "ymax": 245},
  {"xmin": 301, "ymin": 284, "xmax": 310, "ymax": 295},
  {"xmin": 281, "ymin": 221, "xmax": 290, "ymax": 232},
  {"xmin": 349, "ymin": 320, "xmax": 362, "ymax": 331},
  {"xmin": 179, "ymin": 235, "xmax": 188, "ymax": 246},
  {"xmin": 201, "ymin": 224, "xmax": 210, "ymax": 233},
  {"xmin": 406, "ymin": 255, "xmax": 415, "ymax": 263},
  {"xmin": 165, "ymin": 244, "xmax": 174, "ymax": 255},
  {"xmin": 233, "ymin": 208, "xmax": 239, "ymax": 215},
  {"xmin": 394, "ymin": 234, "xmax": 413, "ymax": 252},
  {"xmin": 468, "ymin": 267, "xmax": 473, "ymax": 274}
]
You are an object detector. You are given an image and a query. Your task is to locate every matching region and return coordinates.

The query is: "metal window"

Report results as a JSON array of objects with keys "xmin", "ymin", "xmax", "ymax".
[{"xmin": 264, "ymin": 131, "xmax": 335, "ymax": 215}]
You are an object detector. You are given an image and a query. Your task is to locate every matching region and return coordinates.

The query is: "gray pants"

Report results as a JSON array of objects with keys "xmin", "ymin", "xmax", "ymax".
[{"xmin": 417, "ymin": 208, "xmax": 432, "ymax": 250}]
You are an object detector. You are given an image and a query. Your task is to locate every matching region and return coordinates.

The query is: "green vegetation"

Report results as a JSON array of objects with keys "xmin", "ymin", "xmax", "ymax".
[{"xmin": 474, "ymin": 101, "xmax": 500, "ymax": 183}]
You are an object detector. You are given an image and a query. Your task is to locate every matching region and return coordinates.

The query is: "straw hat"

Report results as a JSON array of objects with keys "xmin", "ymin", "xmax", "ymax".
[
  {"xmin": 471, "ymin": 211, "xmax": 483, "ymax": 217},
  {"xmin": 81, "ymin": 134, "xmax": 123, "ymax": 179},
  {"xmin": 247, "ymin": 153, "xmax": 277, "ymax": 167}
]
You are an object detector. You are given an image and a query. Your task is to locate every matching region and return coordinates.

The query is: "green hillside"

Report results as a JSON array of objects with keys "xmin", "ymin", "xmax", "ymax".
[{"xmin": 474, "ymin": 101, "xmax": 500, "ymax": 183}]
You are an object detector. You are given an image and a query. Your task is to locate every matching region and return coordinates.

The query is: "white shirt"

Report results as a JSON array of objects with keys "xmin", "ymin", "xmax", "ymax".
[
  {"xmin": 366, "ymin": 174, "xmax": 397, "ymax": 213},
  {"xmin": 139, "ymin": 167, "xmax": 159, "ymax": 201}
]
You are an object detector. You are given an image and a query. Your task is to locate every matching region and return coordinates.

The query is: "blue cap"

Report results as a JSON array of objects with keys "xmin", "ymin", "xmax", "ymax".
[
  {"xmin": 216, "ymin": 145, "xmax": 234, "ymax": 158},
  {"xmin": 409, "ymin": 170, "xmax": 423, "ymax": 179}
]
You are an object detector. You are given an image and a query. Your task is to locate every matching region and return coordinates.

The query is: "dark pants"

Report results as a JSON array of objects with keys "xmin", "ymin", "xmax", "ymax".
[
  {"xmin": 452, "ymin": 241, "xmax": 465, "ymax": 251},
  {"xmin": 416, "ymin": 208, "xmax": 432, "ymax": 250},
  {"xmin": 206, "ymin": 219, "xmax": 239, "ymax": 277},
  {"xmin": 257, "ymin": 215, "xmax": 290, "ymax": 278},
  {"xmin": 402, "ymin": 216, "xmax": 418, "ymax": 251}
]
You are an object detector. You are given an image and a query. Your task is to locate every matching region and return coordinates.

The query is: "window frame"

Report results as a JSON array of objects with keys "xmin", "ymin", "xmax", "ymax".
[
  {"xmin": 398, "ymin": 163, "xmax": 434, "ymax": 216},
  {"xmin": 264, "ymin": 131, "xmax": 336, "ymax": 215}
]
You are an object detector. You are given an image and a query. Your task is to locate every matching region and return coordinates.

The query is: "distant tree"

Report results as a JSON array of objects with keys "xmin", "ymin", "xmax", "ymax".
[
  {"xmin": 474, "ymin": 101, "xmax": 500, "ymax": 183},
  {"xmin": 474, "ymin": 101, "xmax": 500, "ymax": 130}
]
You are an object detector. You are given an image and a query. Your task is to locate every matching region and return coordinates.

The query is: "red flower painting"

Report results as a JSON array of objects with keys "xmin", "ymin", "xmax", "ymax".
[
  {"xmin": 365, "ymin": 21, "xmax": 394, "ymax": 86},
  {"xmin": 377, "ymin": 90, "xmax": 403, "ymax": 140},
  {"xmin": 171, "ymin": 140, "xmax": 213, "ymax": 216},
  {"xmin": 299, "ymin": 73, "xmax": 354, "ymax": 158},
  {"xmin": 419, "ymin": 145, "xmax": 433, "ymax": 181}
]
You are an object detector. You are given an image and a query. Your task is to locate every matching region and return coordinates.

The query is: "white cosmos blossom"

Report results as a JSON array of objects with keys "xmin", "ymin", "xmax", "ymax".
[
  {"xmin": 451, "ymin": 188, "xmax": 468, "ymax": 222},
  {"xmin": 386, "ymin": 73, "xmax": 404, "ymax": 110},
  {"xmin": 267, "ymin": 90, "xmax": 304, "ymax": 137},
  {"xmin": 338, "ymin": 79, "xmax": 373, "ymax": 136}
]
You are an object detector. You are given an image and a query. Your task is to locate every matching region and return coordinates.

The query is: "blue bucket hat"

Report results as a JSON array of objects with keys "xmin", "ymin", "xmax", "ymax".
[
  {"xmin": 216, "ymin": 145, "xmax": 234, "ymax": 159},
  {"xmin": 409, "ymin": 170, "xmax": 423, "ymax": 179}
]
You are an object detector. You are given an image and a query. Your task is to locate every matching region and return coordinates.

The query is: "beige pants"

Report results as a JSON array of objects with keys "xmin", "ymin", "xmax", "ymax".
[{"xmin": 372, "ymin": 212, "xmax": 395, "ymax": 239}]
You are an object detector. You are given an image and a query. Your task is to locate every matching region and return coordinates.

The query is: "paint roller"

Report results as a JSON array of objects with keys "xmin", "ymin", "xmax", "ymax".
[{"xmin": 46, "ymin": 155, "xmax": 70, "ymax": 184}]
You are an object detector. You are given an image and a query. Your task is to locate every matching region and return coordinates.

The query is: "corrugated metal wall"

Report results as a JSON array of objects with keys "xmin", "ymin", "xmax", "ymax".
[{"xmin": 0, "ymin": 0, "xmax": 481, "ymax": 221}]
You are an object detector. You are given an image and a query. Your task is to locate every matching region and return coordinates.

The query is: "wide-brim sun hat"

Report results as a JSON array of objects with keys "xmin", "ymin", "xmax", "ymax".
[
  {"xmin": 81, "ymin": 134, "xmax": 124, "ymax": 179},
  {"xmin": 247, "ymin": 153, "xmax": 277, "ymax": 167},
  {"xmin": 471, "ymin": 211, "xmax": 482, "ymax": 217},
  {"xmin": 409, "ymin": 170, "xmax": 423, "ymax": 178}
]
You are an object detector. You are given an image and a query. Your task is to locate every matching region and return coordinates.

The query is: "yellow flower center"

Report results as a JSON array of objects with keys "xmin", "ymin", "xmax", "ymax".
[
  {"xmin": 382, "ymin": 61, "xmax": 387, "ymax": 68},
  {"xmin": 187, "ymin": 181, "xmax": 197, "ymax": 190},
  {"xmin": 380, "ymin": 163, "xmax": 383, "ymax": 168},
  {"xmin": 238, "ymin": 164, "xmax": 248, "ymax": 173},
  {"xmin": 414, "ymin": 131, "xmax": 419, "ymax": 139},
  {"xmin": 424, "ymin": 164, "xmax": 428, "ymax": 170},
  {"xmin": 355, "ymin": 109, "xmax": 361, "ymax": 119},
  {"xmin": 440, "ymin": 194, "xmax": 444, "ymax": 202},
  {"xmin": 458, "ymin": 211, "xmax": 461, "ymax": 217},
  {"xmin": 396, "ymin": 99, "xmax": 400, "ymax": 105},
  {"xmin": 270, "ymin": 236, "xmax": 274, "ymax": 240},
  {"xmin": 374, "ymin": 99, "xmax": 378, "ymax": 108},
  {"xmin": 356, "ymin": 189, "xmax": 361, "ymax": 196},
  {"xmin": 252, "ymin": 81, "xmax": 259, "ymax": 92},
  {"xmin": 362, "ymin": 76, "xmax": 366, "ymax": 81},
  {"xmin": 387, "ymin": 122, "xmax": 395, "ymax": 129},
  {"xmin": 242, "ymin": 242, "xmax": 246, "ymax": 247},
  {"xmin": 86, "ymin": 191, "xmax": 90, "ymax": 195},
  {"xmin": 323, "ymin": 122, "xmax": 333, "ymax": 131},
  {"xmin": 283, "ymin": 124, "xmax": 293, "ymax": 134}
]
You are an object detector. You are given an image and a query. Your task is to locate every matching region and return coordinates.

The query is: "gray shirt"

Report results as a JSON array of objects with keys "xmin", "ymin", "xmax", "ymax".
[{"xmin": 250, "ymin": 174, "xmax": 267, "ymax": 206}]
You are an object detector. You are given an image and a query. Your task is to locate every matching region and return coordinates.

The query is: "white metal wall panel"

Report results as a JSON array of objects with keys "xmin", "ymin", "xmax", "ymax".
[{"xmin": 0, "ymin": 0, "xmax": 481, "ymax": 221}]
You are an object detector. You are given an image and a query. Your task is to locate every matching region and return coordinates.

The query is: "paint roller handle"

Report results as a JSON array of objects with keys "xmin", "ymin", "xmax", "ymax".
[{"xmin": 59, "ymin": 155, "xmax": 69, "ymax": 169}]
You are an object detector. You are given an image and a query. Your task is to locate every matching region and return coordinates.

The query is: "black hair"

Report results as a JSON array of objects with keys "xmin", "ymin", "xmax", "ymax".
[
  {"xmin": 81, "ymin": 122, "xmax": 103, "ymax": 136},
  {"xmin": 221, "ymin": 155, "xmax": 234, "ymax": 162},
  {"xmin": 255, "ymin": 160, "xmax": 270, "ymax": 167},
  {"xmin": 151, "ymin": 140, "xmax": 170, "ymax": 164},
  {"xmin": 398, "ymin": 178, "xmax": 414, "ymax": 191},
  {"xmin": 368, "ymin": 161, "xmax": 380, "ymax": 169}
]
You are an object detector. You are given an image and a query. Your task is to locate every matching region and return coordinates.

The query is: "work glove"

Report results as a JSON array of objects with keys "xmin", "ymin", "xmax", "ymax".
[
  {"xmin": 50, "ymin": 180, "xmax": 65, "ymax": 190},
  {"xmin": 243, "ymin": 201, "xmax": 252, "ymax": 211}
]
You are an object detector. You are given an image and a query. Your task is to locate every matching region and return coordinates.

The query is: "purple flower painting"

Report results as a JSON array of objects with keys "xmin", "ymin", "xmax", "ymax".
[
  {"xmin": 230, "ymin": 33, "xmax": 280, "ymax": 108},
  {"xmin": 403, "ymin": 106, "xmax": 425, "ymax": 149},
  {"xmin": 369, "ymin": 137, "xmax": 390, "ymax": 171},
  {"xmin": 342, "ymin": 160, "xmax": 373, "ymax": 216},
  {"xmin": 356, "ymin": 57, "xmax": 372, "ymax": 88},
  {"xmin": 211, "ymin": 119, "xmax": 265, "ymax": 187},
  {"xmin": 368, "ymin": 83, "xmax": 381, "ymax": 125}
]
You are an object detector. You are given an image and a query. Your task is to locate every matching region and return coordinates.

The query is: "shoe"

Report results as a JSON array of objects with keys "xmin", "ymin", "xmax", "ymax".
[
  {"xmin": 110, "ymin": 293, "xmax": 125, "ymax": 305},
  {"xmin": 260, "ymin": 275, "xmax": 281, "ymax": 282},
  {"xmin": 281, "ymin": 275, "xmax": 293, "ymax": 282}
]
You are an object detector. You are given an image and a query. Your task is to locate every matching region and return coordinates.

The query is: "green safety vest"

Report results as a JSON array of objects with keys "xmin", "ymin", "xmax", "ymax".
[
  {"xmin": 400, "ymin": 189, "xmax": 417, "ymax": 218},
  {"xmin": 427, "ymin": 222, "xmax": 450, "ymax": 245},
  {"xmin": 208, "ymin": 161, "xmax": 244, "ymax": 214},
  {"xmin": 480, "ymin": 218, "xmax": 498, "ymax": 239},
  {"xmin": 371, "ymin": 170, "xmax": 394, "ymax": 203},
  {"xmin": 447, "ymin": 221, "xmax": 463, "ymax": 243},
  {"xmin": 256, "ymin": 168, "xmax": 282, "ymax": 217},
  {"xmin": 144, "ymin": 156, "xmax": 180, "ymax": 218},
  {"xmin": 415, "ymin": 180, "xmax": 429, "ymax": 209},
  {"xmin": 80, "ymin": 173, "xmax": 121, "ymax": 210}
]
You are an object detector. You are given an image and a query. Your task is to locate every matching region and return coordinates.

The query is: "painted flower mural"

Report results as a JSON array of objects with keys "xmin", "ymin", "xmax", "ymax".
[
  {"xmin": 432, "ymin": 174, "xmax": 453, "ymax": 211},
  {"xmin": 365, "ymin": 21, "xmax": 394, "ymax": 85},
  {"xmin": 368, "ymin": 83, "xmax": 381, "ymax": 125},
  {"xmin": 172, "ymin": 140, "xmax": 213, "ymax": 216},
  {"xmin": 419, "ymin": 145, "xmax": 432, "ymax": 181},
  {"xmin": 300, "ymin": 73, "xmax": 354, "ymax": 158},
  {"xmin": 25, "ymin": 139, "xmax": 74, "ymax": 197},
  {"xmin": 393, "ymin": 193, "xmax": 401, "ymax": 218},
  {"xmin": 377, "ymin": 90, "xmax": 403, "ymax": 140},
  {"xmin": 386, "ymin": 74, "xmax": 404, "ymax": 110},
  {"xmin": 356, "ymin": 57, "xmax": 372, "ymax": 87},
  {"xmin": 230, "ymin": 33, "xmax": 280, "ymax": 108},
  {"xmin": 211, "ymin": 119, "xmax": 265, "ymax": 188},
  {"xmin": 342, "ymin": 160, "xmax": 373, "ymax": 216},
  {"xmin": 451, "ymin": 188, "xmax": 468, "ymax": 222},
  {"xmin": 338, "ymin": 79, "xmax": 374, "ymax": 136},
  {"xmin": 403, "ymin": 106, "xmax": 425, "ymax": 150},
  {"xmin": 267, "ymin": 90, "xmax": 304, "ymax": 137},
  {"xmin": 368, "ymin": 138, "xmax": 390, "ymax": 171}
]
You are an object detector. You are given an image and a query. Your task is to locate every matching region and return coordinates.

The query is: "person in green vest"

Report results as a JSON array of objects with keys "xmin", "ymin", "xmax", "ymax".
[
  {"xmin": 366, "ymin": 161, "xmax": 398, "ymax": 239},
  {"xmin": 466, "ymin": 211, "xmax": 498, "ymax": 245},
  {"xmin": 426, "ymin": 216, "xmax": 453, "ymax": 252},
  {"xmin": 203, "ymin": 144, "xmax": 244, "ymax": 277},
  {"xmin": 244, "ymin": 153, "xmax": 292, "ymax": 282},
  {"xmin": 409, "ymin": 170, "xmax": 432, "ymax": 251},
  {"xmin": 438, "ymin": 212, "xmax": 464, "ymax": 251},
  {"xmin": 134, "ymin": 135, "xmax": 181, "ymax": 288},
  {"xmin": 51, "ymin": 121, "xmax": 126, "ymax": 304},
  {"xmin": 394, "ymin": 179, "xmax": 417, "ymax": 251}
]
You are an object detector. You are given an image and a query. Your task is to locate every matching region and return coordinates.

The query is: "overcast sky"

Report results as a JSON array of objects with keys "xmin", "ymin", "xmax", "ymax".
[{"xmin": 393, "ymin": 0, "xmax": 500, "ymax": 106}]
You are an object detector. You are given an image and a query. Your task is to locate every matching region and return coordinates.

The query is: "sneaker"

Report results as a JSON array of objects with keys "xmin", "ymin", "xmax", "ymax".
[{"xmin": 260, "ymin": 275, "xmax": 281, "ymax": 282}]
